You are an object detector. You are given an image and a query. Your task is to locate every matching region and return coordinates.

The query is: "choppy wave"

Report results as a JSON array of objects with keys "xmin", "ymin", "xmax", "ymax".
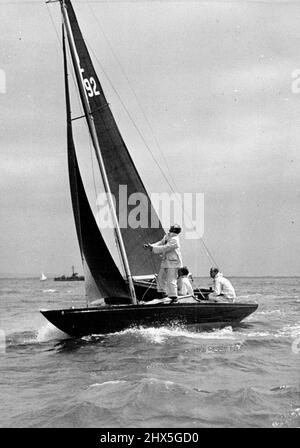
[
  {"xmin": 1, "ymin": 276, "xmax": 300, "ymax": 428},
  {"xmin": 36, "ymin": 323, "xmax": 69, "ymax": 342},
  {"xmin": 83, "ymin": 325, "xmax": 238, "ymax": 344},
  {"xmin": 35, "ymin": 380, "xmax": 300, "ymax": 428},
  {"xmin": 6, "ymin": 330, "xmax": 37, "ymax": 347},
  {"xmin": 0, "ymin": 288, "xmax": 22, "ymax": 295},
  {"xmin": 82, "ymin": 321, "xmax": 300, "ymax": 346},
  {"xmin": 272, "ymin": 406, "xmax": 300, "ymax": 428},
  {"xmin": 89, "ymin": 380, "xmax": 127, "ymax": 388},
  {"xmin": 8, "ymin": 321, "xmax": 300, "ymax": 348},
  {"xmin": 255, "ymin": 310, "xmax": 282, "ymax": 316},
  {"xmin": 6, "ymin": 323, "xmax": 69, "ymax": 348},
  {"xmin": 274, "ymin": 323, "xmax": 300, "ymax": 339}
]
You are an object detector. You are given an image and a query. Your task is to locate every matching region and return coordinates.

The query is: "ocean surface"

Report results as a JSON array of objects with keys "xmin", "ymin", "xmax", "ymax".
[{"xmin": 0, "ymin": 277, "xmax": 299, "ymax": 428}]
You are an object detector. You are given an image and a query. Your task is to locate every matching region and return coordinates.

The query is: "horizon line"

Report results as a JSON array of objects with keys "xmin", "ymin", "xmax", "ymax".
[{"xmin": 0, "ymin": 274, "xmax": 299, "ymax": 279}]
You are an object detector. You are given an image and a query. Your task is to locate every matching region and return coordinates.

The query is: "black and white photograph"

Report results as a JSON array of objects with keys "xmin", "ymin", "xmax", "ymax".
[{"xmin": 0, "ymin": 0, "xmax": 299, "ymax": 430}]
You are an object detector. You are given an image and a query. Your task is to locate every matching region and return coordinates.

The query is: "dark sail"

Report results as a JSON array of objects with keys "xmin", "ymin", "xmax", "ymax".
[
  {"xmin": 64, "ymin": 0, "xmax": 165, "ymax": 276},
  {"xmin": 63, "ymin": 25, "xmax": 130, "ymax": 299}
]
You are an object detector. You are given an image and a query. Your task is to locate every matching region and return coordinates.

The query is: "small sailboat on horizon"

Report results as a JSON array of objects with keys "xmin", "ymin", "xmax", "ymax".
[
  {"xmin": 40, "ymin": 272, "xmax": 47, "ymax": 282},
  {"xmin": 40, "ymin": 0, "xmax": 257, "ymax": 337}
]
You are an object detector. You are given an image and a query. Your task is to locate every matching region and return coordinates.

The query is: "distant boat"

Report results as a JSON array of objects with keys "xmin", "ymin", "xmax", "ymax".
[
  {"xmin": 40, "ymin": 272, "xmax": 47, "ymax": 281},
  {"xmin": 40, "ymin": 0, "xmax": 257, "ymax": 337},
  {"xmin": 54, "ymin": 266, "xmax": 84, "ymax": 282}
]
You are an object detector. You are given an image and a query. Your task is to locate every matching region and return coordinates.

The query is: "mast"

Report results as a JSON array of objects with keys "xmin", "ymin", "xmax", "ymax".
[{"xmin": 61, "ymin": 0, "xmax": 137, "ymax": 304}]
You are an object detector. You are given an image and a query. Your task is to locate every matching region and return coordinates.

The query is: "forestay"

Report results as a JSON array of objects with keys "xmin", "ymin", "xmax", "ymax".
[{"xmin": 64, "ymin": 0, "xmax": 165, "ymax": 277}]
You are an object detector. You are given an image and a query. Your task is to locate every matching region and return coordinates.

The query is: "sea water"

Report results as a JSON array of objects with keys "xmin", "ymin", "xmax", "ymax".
[{"xmin": 0, "ymin": 277, "xmax": 299, "ymax": 428}]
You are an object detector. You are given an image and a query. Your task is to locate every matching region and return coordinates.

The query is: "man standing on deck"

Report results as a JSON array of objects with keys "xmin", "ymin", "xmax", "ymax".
[
  {"xmin": 209, "ymin": 267, "xmax": 236, "ymax": 302},
  {"xmin": 144, "ymin": 224, "xmax": 183, "ymax": 301}
]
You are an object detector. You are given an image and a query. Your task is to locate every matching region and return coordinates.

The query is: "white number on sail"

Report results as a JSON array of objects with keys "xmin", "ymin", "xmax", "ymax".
[
  {"xmin": 80, "ymin": 67, "xmax": 100, "ymax": 97},
  {"xmin": 90, "ymin": 77, "xmax": 100, "ymax": 96}
]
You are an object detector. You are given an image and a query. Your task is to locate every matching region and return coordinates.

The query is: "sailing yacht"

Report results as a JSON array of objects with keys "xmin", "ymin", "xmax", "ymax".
[
  {"xmin": 40, "ymin": 0, "xmax": 257, "ymax": 337},
  {"xmin": 40, "ymin": 272, "xmax": 47, "ymax": 282}
]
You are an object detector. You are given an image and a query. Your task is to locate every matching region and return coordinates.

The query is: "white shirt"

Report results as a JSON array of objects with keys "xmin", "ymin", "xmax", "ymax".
[
  {"xmin": 151, "ymin": 233, "xmax": 183, "ymax": 268},
  {"xmin": 213, "ymin": 273, "xmax": 236, "ymax": 300},
  {"xmin": 178, "ymin": 276, "xmax": 194, "ymax": 296}
]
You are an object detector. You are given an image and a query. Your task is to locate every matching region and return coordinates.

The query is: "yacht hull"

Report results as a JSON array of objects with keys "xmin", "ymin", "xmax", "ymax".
[{"xmin": 41, "ymin": 302, "xmax": 258, "ymax": 337}]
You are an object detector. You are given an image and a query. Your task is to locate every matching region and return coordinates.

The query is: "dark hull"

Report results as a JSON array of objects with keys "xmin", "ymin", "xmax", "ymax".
[
  {"xmin": 40, "ymin": 302, "xmax": 258, "ymax": 337},
  {"xmin": 54, "ymin": 278, "xmax": 84, "ymax": 281},
  {"xmin": 54, "ymin": 276, "xmax": 84, "ymax": 281}
]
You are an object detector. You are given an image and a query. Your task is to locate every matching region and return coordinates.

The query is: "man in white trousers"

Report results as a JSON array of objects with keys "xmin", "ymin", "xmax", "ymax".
[{"xmin": 144, "ymin": 224, "xmax": 183, "ymax": 301}]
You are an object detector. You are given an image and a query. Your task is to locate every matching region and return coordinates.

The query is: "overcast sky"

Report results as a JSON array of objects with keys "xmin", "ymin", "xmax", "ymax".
[{"xmin": 0, "ymin": 0, "xmax": 300, "ymax": 277}]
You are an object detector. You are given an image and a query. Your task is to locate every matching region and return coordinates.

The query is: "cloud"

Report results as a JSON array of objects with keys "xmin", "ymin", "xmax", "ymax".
[{"xmin": 1, "ymin": 0, "xmax": 300, "ymax": 275}]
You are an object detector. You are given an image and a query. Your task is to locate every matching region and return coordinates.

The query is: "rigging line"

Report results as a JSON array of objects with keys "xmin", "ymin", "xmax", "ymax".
[
  {"xmin": 55, "ymin": 5, "xmax": 217, "ymax": 270},
  {"xmin": 67, "ymin": 46, "xmax": 126, "ymax": 279},
  {"xmin": 86, "ymin": 0, "xmax": 178, "ymax": 194},
  {"xmin": 79, "ymin": 43, "xmax": 158, "ymax": 274},
  {"xmin": 141, "ymin": 276, "xmax": 156, "ymax": 301},
  {"xmin": 46, "ymin": 2, "xmax": 63, "ymax": 51},
  {"xmin": 87, "ymin": 45, "xmax": 217, "ymax": 269},
  {"xmin": 63, "ymin": 12, "xmax": 135, "ymax": 285},
  {"xmin": 65, "ymin": 27, "xmax": 86, "ymax": 117},
  {"xmin": 63, "ymin": 23, "xmax": 88, "ymax": 306},
  {"xmin": 113, "ymin": 225, "xmax": 126, "ymax": 279},
  {"xmin": 47, "ymin": 2, "xmax": 218, "ymax": 274},
  {"xmin": 199, "ymin": 238, "xmax": 218, "ymax": 268},
  {"xmin": 61, "ymin": 2, "xmax": 217, "ymax": 265},
  {"xmin": 46, "ymin": 3, "xmax": 84, "ymax": 117},
  {"xmin": 48, "ymin": 3, "xmax": 115, "ymax": 285},
  {"xmin": 86, "ymin": 13, "xmax": 211, "ymax": 276},
  {"xmin": 86, "ymin": 106, "xmax": 126, "ymax": 274},
  {"xmin": 64, "ymin": 19, "xmax": 123, "ymax": 274},
  {"xmin": 87, "ymin": 105, "xmax": 126, "ymax": 277},
  {"xmin": 61, "ymin": 4, "xmax": 177, "ymax": 209},
  {"xmin": 48, "ymin": 2, "xmax": 102, "ymax": 238},
  {"xmin": 88, "ymin": 132, "xmax": 100, "ymax": 217},
  {"xmin": 63, "ymin": 7, "xmax": 104, "ymax": 223},
  {"xmin": 85, "ymin": 42, "xmax": 178, "ymax": 199},
  {"xmin": 86, "ymin": 39, "xmax": 218, "ymax": 267}
]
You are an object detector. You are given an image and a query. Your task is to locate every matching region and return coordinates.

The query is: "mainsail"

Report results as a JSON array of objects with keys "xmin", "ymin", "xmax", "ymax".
[
  {"xmin": 63, "ymin": 26, "xmax": 130, "ymax": 299},
  {"xmin": 63, "ymin": 0, "xmax": 165, "ymax": 277}
]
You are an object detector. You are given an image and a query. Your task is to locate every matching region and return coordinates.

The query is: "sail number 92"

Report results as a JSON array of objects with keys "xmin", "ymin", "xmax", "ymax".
[{"xmin": 80, "ymin": 67, "xmax": 100, "ymax": 98}]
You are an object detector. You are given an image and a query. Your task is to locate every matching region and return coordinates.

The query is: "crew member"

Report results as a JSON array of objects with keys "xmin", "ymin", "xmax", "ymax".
[
  {"xmin": 144, "ymin": 224, "xmax": 183, "ymax": 301},
  {"xmin": 177, "ymin": 267, "xmax": 194, "ymax": 297},
  {"xmin": 209, "ymin": 267, "xmax": 236, "ymax": 302}
]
